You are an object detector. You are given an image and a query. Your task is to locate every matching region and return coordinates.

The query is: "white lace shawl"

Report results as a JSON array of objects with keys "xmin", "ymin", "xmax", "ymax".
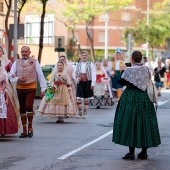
[{"xmin": 121, "ymin": 65, "xmax": 150, "ymax": 91}]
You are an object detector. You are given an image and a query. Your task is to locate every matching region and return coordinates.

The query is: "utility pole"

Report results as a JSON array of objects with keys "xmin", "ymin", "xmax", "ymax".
[
  {"xmin": 127, "ymin": 34, "xmax": 133, "ymax": 62},
  {"xmin": 146, "ymin": 0, "xmax": 150, "ymax": 59},
  {"xmin": 14, "ymin": 0, "xmax": 18, "ymax": 62},
  {"xmin": 104, "ymin": 0, "xmax": 108, "ymax": 59}
]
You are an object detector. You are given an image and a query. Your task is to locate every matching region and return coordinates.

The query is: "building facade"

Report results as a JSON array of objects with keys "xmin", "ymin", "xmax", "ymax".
[
  {"xmin": 17, "ymin": 0, "xmax": 167, "ymax": 64},
  {"xmin": 73, "ymin": 0, "xmax": 165, "ymax": 59}
]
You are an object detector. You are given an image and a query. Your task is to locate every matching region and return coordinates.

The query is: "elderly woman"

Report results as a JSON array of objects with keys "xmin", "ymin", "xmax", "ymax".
[
  {"xmin": 154, "ymin": 59, "xmax": 166, "ymax": 96},
  {"xmin": 112, "ymin": 51, "xmax": 161, "ymax": 160}
]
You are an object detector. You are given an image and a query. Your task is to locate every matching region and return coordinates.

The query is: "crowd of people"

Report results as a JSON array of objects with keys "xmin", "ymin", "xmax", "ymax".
[{"xmin": 0, "ymin": 45, "xmax": 166, "ymax": 160}]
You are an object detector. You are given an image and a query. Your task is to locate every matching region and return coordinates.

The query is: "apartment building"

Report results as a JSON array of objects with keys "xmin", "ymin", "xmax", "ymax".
[
  {"xmin": 16, "ymin": 0, "xmax": 168, "ymax": 64},
  {"xmin": 73, "ymin": 0, "xmax": 165, "ymax": 58}
]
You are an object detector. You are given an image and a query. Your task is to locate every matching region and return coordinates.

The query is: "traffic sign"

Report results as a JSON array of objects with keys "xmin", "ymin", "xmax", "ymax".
[{"xmin": 55, "ymin": 48, "xmax": 65, "ymax": 52}]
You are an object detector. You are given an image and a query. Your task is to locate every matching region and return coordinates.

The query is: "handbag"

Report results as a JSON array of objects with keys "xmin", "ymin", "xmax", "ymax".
[
  {"xmin": 146, "ymin": 67, "xmax": 158, "ymax": 104},
  {"xmin": 159, "ymin": 74, "xmax": 165, "ymax": 82},
  {"xmin": 147, "ymin": 80, "xmax": 158, "ymax": 104}
]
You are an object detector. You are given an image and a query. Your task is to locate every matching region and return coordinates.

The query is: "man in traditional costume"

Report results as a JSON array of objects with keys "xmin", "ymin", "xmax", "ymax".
[
  {"xmin": 111, "ymin": 48, "xmax": 124, "ymax": 100},
  {"xmin": 10, "ymin": 46, "xmax": 46, "ymax": 138},
  {"xmin": 75, "ymin": 51, "xmax": 96, "ymax": 118}
]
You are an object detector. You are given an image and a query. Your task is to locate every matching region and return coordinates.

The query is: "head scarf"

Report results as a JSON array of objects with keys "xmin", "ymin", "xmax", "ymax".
[
  {"xmin": 121, "ymin": 65, "xmax": 150, "ymax": 91},
  {"xmin": 50, "ymin": 61, "xmax": 67, "ymax": 82},
  {"xmin": 95, "ymin": 61, "xmax": 107, "ymax": 76},
  {"xmin": 0, "ymin": 59, "xmax": 8, "ymax": 83},
  {"xmin": 101, "ymin": 59, "xmax": 112, "ymax": 71}
]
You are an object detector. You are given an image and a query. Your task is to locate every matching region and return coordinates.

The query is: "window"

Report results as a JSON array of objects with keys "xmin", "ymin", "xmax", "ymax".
[
  {"xmin": 98, "ymin": 32, "xmax": 108, "ymax": 43},
  {"xmin": 24, "ymin": 14, "xmax": 54, "ymax": 44},
  {"xmin": 98, "ymin": 14, "xmax": 105, "ymax": 22},
  {"xmin": 121, "ymin": 12, "xmax": 131, "ymax": 22},
  {"xmin": 0, "ymin": 2, "xmax": 3, "ymax": 12}
]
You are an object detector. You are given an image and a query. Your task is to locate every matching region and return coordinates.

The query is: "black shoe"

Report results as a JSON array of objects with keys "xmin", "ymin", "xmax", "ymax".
[
  {"xmin": 28, "ymin": 131, "xmax": 33, "ymax": 138},
  {"xmin": 122, "ymin": 153, "xmax": 135, "ymax": 160},
  {"xmin": 56, "ymin": 120, "xmax": 60, "ymax": 123},
  {"xmin": 96, "ymin": 106, "xmax": 100, "ymax": 109},
  {"xmin": 1, "ymin": 134, "xmax": 5, "ymax": 136},
  {"xmin": 19, "ymin": 133, "xmax": 27, "ymax": 138},
  {"xmin": 138, "ymin": 152, "xmax": 148, "ymax": 159}
]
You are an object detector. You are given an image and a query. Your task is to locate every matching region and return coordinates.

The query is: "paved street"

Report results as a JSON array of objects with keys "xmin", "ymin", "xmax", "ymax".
[{"xmin": 0, "ymin": 90, "xmax": 170, "ymax": 170}]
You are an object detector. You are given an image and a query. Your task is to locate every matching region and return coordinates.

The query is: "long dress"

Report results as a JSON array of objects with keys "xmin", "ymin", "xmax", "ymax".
[
  {"xmin": 89, "ymin": 70, "xmax": 114, "ymax": 106},
  {"xmin": 112, "ymin": 70, "xmax": 161, "ymax": 148},
  {"xmin": 4, "ymin": 59, "xmax": 19, "ymax": 115},
  {"xmin": 39, "ymin": 71, "xmax": 77, "ymax": 117},
  {"xmin": 0, "ymin": 73, "xmax": 18, "ymax": 135},
  {"xmin": 65, "ymin": 64, "xmax": 77, "ymax": 101}
]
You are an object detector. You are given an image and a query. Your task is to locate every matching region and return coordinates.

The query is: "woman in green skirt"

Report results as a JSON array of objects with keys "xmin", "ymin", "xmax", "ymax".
[{"xmin": 112, "ymin": 51, "xmax": 161, "ymax": 160}]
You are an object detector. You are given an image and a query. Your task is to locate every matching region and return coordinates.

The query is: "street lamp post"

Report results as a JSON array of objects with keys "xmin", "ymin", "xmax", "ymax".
[
  {"xmin": 14, "ymin": 0, "xmax": 18, "ymax": 62},
  {"xmin": 104, "ymin": 0, "xmax": 108, "ymax": 59},
  {"xmin": 146, "ymin": 0, "xmax": 150, "ymax": 59}
]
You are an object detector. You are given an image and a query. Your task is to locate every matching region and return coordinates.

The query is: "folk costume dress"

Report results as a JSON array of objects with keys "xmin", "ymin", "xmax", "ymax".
[
  {"xmin": 89, "ymin": 63, "xmax": 114, "ymax": 107},
  {"xmin": 0, "ymin": 67, "xmax": 18, "ymax": 135},
  {"xmin": 112, "ymin": 65, "xmax": 161, "ymax": 148},
  {"xmin": 2, "ymin": 58, "xmax": 19, "ymax": 127},
  {"xmin": 65, "ymin": 63, "xmax": 77, "ymax": 111},
  {"xmin": 111, "ymin": 58, "xmax": 124, "ymax": 92},
  {"xmin": 39, "ymin": 70, "xmax": 76, "ymax": 118}
]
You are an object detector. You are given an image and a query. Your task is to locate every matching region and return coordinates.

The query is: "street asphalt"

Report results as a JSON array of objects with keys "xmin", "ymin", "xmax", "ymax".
[{"xmin": 0, "ymin": 89, "xmax": 170, "ymax": 170}]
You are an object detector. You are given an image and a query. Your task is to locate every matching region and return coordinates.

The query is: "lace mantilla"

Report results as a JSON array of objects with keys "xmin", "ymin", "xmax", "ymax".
[{"xmin": 121, "ymin": 66, "xmax": 150, "ymax": 91}]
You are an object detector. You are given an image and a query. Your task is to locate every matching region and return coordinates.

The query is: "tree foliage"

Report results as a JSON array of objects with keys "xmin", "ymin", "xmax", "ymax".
[
  {"xmin": 59, "ymin": 0, "xmax": 133, "ymax": 62},
  {"xmin": 123, "ymin": 0, "xmax": 170, "ymax": 55}
]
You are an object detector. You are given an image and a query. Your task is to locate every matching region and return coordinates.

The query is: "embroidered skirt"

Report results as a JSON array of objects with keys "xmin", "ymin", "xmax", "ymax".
[
  {"xmin": 0, "ymin": 94, "xmax": 18, "ymax": 134},
  {"xmin": 89, "ymin": 95, "xmax": 114, "ymax": 106},
  {"xmin": 112, "ymin": 88, "xmax": 161, "ymax": 148},
  {"xmin": 39, "ymin": 85, "xmax": 77, "ymax": 117}
]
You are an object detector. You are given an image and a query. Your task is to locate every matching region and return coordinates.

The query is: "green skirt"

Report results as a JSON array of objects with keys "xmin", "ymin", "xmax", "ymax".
[{"xmin": 112, "ymin": 88, "xmax": 161, "ymax": 148}]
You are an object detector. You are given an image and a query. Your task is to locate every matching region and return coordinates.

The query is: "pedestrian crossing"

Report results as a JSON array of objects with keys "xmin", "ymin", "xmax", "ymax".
[{"xmin": 158, "ymin": 101, "xmax": 168, "ymax": 106}]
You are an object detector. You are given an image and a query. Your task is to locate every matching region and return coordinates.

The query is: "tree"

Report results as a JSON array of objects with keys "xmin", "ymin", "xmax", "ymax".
[
  {"xmin": 60, "ymin": 0, "xmax": 133, "ymax": 62},
  {"xmin": 18, "ymin": 0, "xmax": 28, "ymax": 24},
  {"xmin": 66, "ymin": 38, "xmax": 76, "ymax": 61},
  {"xmin": 38, "ymin": 0, "xmax": 49, "ymax": 63},
  {"xmin": 123, "ymin": 0, "xmax": 170, "ymax": 60},
  {"xmin": 4, "ymin": 0, "xmax": 12, "ymax": 59},
  {"xmin": 55, "ymin": 17, "xmax": 82, "ymax": 56}
]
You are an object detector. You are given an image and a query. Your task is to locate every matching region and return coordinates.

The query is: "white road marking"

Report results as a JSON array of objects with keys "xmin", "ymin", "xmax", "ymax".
[
  {"xmin": 58, "ymin": 130, "xmax": 113, "ymax": 160},
  {"xmin": 158, "ymin": 101, "xmax": 168, "ymax": 106}
]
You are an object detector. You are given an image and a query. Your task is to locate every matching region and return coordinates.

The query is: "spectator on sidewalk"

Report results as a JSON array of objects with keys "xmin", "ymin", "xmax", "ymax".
[{"xmin": 154, "ymin": 59, "xmax": 166, "ymax": 96}]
